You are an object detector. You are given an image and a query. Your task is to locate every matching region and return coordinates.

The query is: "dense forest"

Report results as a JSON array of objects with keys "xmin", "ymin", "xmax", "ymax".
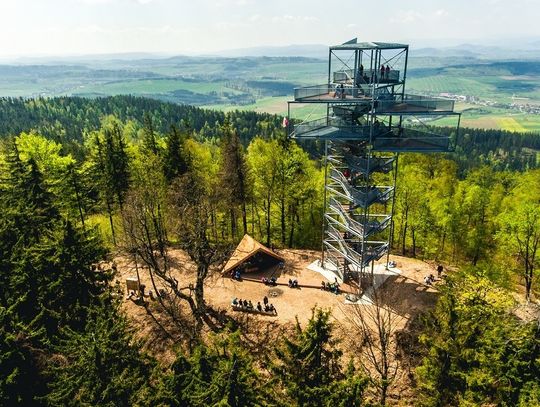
[
  {"xmin": 0, "ymin": 96, "xmax": 539, "ymax": 170},
  {"xmin": 1, "ymin": 96, "xmax": 539, "ymax": 406},
  {"xmin": 0, "ymin": 96, "xmax": 282, "ymax": 154}
]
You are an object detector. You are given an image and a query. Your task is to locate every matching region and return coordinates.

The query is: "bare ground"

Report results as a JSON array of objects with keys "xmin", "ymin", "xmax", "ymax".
[{"xmin": 113, "ymin": 248, "xmax": 445, "ymax": 404}]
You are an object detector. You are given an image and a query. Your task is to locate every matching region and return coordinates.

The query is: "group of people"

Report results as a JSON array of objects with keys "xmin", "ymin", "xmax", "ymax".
[
  {"xmin": 380, "ymin": 64, "xmax": 391, "ymax": 79},
  {"xmin": 261, "ymin": 276, "xmax": 277, "ymax": 285},
  {"xmin": 334, "ymin": 83, "xmax": 346, "ymax": 99},
  {"xmin": 232, "ymin": 296, "xmax": 276, "ymax": 314},
  {"xmin": 321, "ymin": 280, "xmax": 340, "ymax": 294},
  {"xmin": 424, "ymin": 274, "xmax": 436, "ymax": 286},
  {"xmin": 288, "ymin": 279, "xmax": 299, "ymax": 288},
  {"xmin": 424, "ymin": 265, "xmax": 445, "ymax": 286},
  {"xmin": 356, "ymin": 64, "xmax": 392, "ymax": 84},
  {"xmin": 231, "ymin": 269, "xmax": 242, "ymax": 280}
]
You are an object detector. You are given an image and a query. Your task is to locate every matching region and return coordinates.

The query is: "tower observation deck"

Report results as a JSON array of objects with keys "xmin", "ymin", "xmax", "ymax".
[{"xmin": 286, "ymin": 38, "xmax": 461, "ymax": 289}]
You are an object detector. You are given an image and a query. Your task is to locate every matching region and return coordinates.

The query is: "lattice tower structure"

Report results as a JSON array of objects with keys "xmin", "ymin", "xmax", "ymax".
[{"xmin": 287, "ymin": 39, "xmax": 461, "ymax": 288}]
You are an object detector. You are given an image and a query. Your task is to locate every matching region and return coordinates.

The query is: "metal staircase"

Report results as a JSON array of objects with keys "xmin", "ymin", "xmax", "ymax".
[{"xmin": 286, "ymin": 39, "xmax": 461, "ymax": 288}]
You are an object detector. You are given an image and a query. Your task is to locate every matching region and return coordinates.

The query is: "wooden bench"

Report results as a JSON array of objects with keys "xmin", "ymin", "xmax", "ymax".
[{"xmin": 231, "ymin": 304, "xmax": 277, "ymax": 316}]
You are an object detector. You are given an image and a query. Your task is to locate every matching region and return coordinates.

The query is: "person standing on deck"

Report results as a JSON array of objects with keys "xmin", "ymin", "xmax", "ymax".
[{"xmin": 358, "ymin": 64, "xmax": 364, "ymax": 84}]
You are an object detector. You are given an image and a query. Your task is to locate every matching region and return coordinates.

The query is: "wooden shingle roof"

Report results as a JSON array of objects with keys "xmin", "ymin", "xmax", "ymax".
[{"xmin": 222, "ymin": 234, "xmax": 284, "ymax": 274}]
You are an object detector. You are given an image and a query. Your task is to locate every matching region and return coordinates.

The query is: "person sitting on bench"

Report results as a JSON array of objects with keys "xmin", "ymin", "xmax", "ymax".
[
  {"xmin": 248, "ymin": 300, "xmax": 253, "ymax": 310},
  {"xmin": 321, "ymin": 281, "xmax": 327, "ymax": 290},
  {"xmin": 232, "ymin": 297, "xmax": 239, "ymax": 306},
  {"xmin": 243, "ymin": 299, "xmax": 248, "ymax": 307},
  {"xmin": 270, "ymin": 277, "xmax": 276, "ymax": 285},
  {"xmin": 257, "ymin": 302, "xmax": 262, "ymax": 312},
  {"xmin": 269, "ymin": 304, "xmax": 276, "ymax": 314}
]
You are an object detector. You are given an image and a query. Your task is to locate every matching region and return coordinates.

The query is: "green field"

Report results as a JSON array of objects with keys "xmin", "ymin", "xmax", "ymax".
[
  {"xmin": 202, "ymin": 96, "xmax": 291, "ymax": 114},
  {"xmin": 1, "ymin": 55, "xmax": 539, "ymax": 132},
  {"xmin": 427, "ymin": 102, "xmax": 540, "ymax": 132},
  {"xmin": 75, "ymin": 78, "xmax": 226, "ymax": 95}
]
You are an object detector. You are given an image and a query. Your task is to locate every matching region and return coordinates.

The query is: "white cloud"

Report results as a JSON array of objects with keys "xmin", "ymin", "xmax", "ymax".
[
  {"xmin": 434, "ymin": 9, "xmax": 449, "ymax": 17},
  {"xmin": 1, "ymin": 0, "xmax": 539, "ymax": 57},
  {"xmin": 271, "ymin": 14, "xmax": 319, "ymax": 23},
  {"xmin": 390, "ymin": 10, "xmax": 423, "ymax": 24},
  {"xmin": 77, "ymin": 0, "xmax": 155, "ymax": 5},
  {"xmin": 77, "ymin": 0, "xmax": 114, "ymax": 4},
  {"xmin": 75, "ymin": 24, "xmax": 107, "ymax": 33}
]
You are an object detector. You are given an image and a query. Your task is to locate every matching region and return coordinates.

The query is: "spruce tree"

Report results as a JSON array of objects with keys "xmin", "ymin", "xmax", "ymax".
[
  {"xmin": 154, "ymin": 329, "xmax": 269, "ymax": 407},
  {"xmin": 416, "ymin": 271, "xmax": 540, "ymax": 406},
  {"xmin": 0, "ymin": 140, "xmax": 111, "ymax": 404},
  {"xmin": 47, "ymin": 301, "xmax": 155, "ymax": 406},
  {"xmin": 163, "ymin": 124, "xmax": 188, "ymax": 183},
  {"xmin": 272, "ymin": 308, "xmax": 367, "ymax": 406},
  {"xmin": 0, "ymin": 306, "xmax": 45, "ymax": 406},
  {"xmin": 142, "ymin": 112, "xmax": 159, "ymax": 155},
  {"xmin": 91, "ymin": 121, "xmax": 131, "ymax": 244},
  {"xmin": 2, "ymin": 141, "xmax": 59, "ymax": 246},
  {"xmin": 219, "ymin": 120, "xmax": 249, "ymax": 237}
]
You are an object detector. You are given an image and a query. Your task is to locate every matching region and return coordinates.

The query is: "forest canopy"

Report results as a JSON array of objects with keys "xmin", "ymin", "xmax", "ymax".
[{"xmin": 0, "ymin": 95, "xmax": 539, "ymax": 406}]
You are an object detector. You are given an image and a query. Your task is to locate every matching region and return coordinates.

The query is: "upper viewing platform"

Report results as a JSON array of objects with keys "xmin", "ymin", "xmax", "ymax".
[
  {"xmin": 293, "ymin": 85, "xmax": 455, "ymax": 114},
  {"xmin": 286, "ymin": 38, "xmax": 461, "ymax": 152}
]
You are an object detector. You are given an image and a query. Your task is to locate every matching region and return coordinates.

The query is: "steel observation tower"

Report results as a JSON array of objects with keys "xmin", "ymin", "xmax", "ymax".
[{"xmin": 286, "ymin": 39, "xmax": 461, "ymax": 290}]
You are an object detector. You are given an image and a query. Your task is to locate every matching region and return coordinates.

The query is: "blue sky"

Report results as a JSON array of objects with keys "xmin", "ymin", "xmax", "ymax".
[{"xmin": 1, "ymin": 0, "xmax": 539, "ymax": 56}]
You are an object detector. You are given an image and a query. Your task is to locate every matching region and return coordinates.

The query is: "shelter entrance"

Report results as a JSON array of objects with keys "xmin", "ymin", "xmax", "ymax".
[{"xmin": 223, "ymin": 234, "xmax": 285, "ymax": 277}]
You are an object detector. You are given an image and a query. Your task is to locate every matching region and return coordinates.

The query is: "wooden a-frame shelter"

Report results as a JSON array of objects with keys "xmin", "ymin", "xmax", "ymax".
[{"xmin": 222, "ymin": 234, "xmax": 284, "ymax": 275}]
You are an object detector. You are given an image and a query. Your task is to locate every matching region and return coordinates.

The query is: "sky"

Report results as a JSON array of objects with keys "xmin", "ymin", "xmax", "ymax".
[{"xmin": 0, "ymin": 0, "xmax": 539, "ymax": 57}]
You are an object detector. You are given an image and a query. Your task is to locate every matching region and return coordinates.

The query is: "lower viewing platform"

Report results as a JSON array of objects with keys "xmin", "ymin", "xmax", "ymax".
[{"xmin": 291, "ymin": 121, "xmax": 455, "ymax": 152}]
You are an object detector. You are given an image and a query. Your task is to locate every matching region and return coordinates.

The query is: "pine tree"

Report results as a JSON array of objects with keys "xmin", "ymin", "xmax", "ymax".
[
  {"xmin": 91, "ymin": 120, "xmax": 131, "ymax": 244},
  {"xmin": 219, "ymin": 120, "xmax": 250, "ymax": 238},
  {"xmin": 272, "ymin": 308, "xmax": 367, "ymax": 406},
  {"xmin": 93, "ymin": 132, "xmax": 118, "ymax": 244},
  {"xmin": 47, "ymin": 301, "xmax": 155, "ymax": 406},
  {"xmin": 63, "ymin": 162, "xmax": 93, "ymax": 228},
  {"xmin": 155, "ymin": 329, "xmax": 269, "ymax": 407},
  {"xmin": 0, "ymin": 140, "xmax": 111, "ymax": 404},
  {"xmin": 416, "ymin": 270, "xmax": 540, "ymax": 406},
  {"xmin": 2, "ymin": 140, "xmax": 59, "ymax": 246},
  {"xmin": 163, "ymin": 124, "xmax": 189, "ymax": 183},
  {"xmin": 0, "ymin": 306, "xmax": 46, "ymax": 406},
  {"xmin": 142, "ymin": 112, "xmax": 159, "ymax": 155},
  {"xmin": 106, "ymin": 122, "xmax": 130, "ymax": 209}
]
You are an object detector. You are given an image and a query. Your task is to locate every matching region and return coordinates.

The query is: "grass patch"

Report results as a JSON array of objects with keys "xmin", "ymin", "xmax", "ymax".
[
  {"xmin": 74, "ymin": 78, "xmax": 227, "ymax": 95},
  {"xmin": 497, "ymin": 117, "xmax": 527, "ymax": 132}
]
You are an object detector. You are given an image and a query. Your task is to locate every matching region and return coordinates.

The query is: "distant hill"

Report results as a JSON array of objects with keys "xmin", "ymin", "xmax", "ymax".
[
  {"xmin": 215, "ymin": 41, "xmax": 540, "ymax": 61},
  {"xmin": 413, "ymin": 43, "xmax": 540, "ymax": 60},
  {"xmin": 212, "ymin": 44, "xmax": 328, "ymax": 59},
  {"xmin": 8, "ymin": 52, "xmax": 173, "ymax": 65}
]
